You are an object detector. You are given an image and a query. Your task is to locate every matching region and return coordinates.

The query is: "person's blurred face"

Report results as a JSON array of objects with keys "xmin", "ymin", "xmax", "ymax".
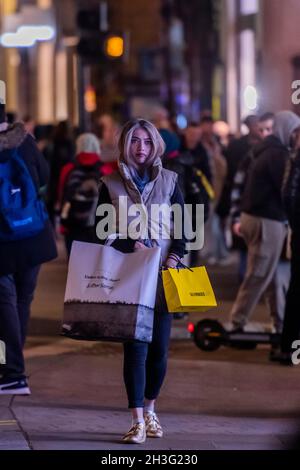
[
  {"xmin": 290, "ymin": 127, "xmax": 300, "ymax": 150},
  {"xmin": 130, "ymin": 128, "xmax": 152, "ymax": 167},
  {"xmin": 248, "ymin": 120, "xmax": 261, "ymax": 140},
  {"xmin": 259, "ymin": 119, "xmax": 274, "ymax": 139},
  {"xmin": 200, "ymin": 121, "xmax": 214, "ymax": 136},
  {"xmin": 184, "ymin": 127, "xmax": 201, "ymax": 149},
  {"xmin": 98, "ymin": 114, "xmax": 113, "ymax": 128}
]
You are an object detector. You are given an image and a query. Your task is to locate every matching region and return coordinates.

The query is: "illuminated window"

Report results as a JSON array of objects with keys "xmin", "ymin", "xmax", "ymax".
[
  {"xmin": 226, "ymin": 0, "xmax": 238, "ymax": 132},
  {"xmin": 1, "ymin": 0, "xmax": 17, "ymax": 15},
  {"xmin": 84, "ymin": 86, "xmax": 97, "ymax": 113},
  {"xmin": 55, "ymin": 50, "xmax": 68, "ymax": 121},
  {"xmin": 240, "ymin": 29, "xmax": 257, "ymax": 117},
  {"xmin": 37, "ymin": 42, "xmax": 54, "ymax": 123},
  {"xmin": 240, "ymin": 0, "xmax": 258, "ymax": 15}
]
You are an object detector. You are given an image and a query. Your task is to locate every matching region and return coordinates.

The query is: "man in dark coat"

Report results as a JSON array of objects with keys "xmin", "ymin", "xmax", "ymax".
[
  {"xmin": 273, "ymin": 143, "xmax": 300, "ymax": 364},
  {"xmin": 230, "ymin": 111, "xmax": 300, "ymax": 335},
  {"xmin": 220, "ymin": 115, "xmax": 261, "ymax": 221},
  {"xmin": 0, "ymin": 81, "xmax": 57, "ymax": 394}
]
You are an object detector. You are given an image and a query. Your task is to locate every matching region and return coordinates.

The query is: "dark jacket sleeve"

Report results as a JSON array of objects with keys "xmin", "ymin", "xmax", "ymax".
[
  {"xmin": 163, "ymin": 158, "xmax": 187, "ymax": 199},
  {"xmin": 19, "ymin": 134, "xmax": 49, "ymax": 188},
  {"xmin": 283, "ymin": 151, "xmax": 300, "ymax": 232},
  {"xmin": 267, "ymin": 147, "xmax": 289, "ymax": 193},
  {"xmin": 230, "ymin": 151, "xmax": 253, "ymax": 224},
  {"xmin": 94, "ymin": 182, "xmax": 136, "ymax": 252},
  {"xmin": 169, "ymin": 182, "xmax": 187, "ymax": 258},
  {"xmin": 19, "ymin": 134, "xmax": 50, "ymax": 192},
  {"xmin": 194, "ymin": 143, "xmax": 212, "ymax": 183}
]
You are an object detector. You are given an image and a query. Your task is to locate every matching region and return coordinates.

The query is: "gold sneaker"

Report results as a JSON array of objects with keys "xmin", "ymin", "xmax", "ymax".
[
  {"xmin": 122, "ymin": 422, "xmax": 146, "ymax": 444},
  {"xmin": 144, "ymin": 412, "xmax": 163, "ymax": 438}
]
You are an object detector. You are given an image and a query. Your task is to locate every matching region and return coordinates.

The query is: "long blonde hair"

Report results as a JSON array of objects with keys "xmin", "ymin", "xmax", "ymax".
[{"xmin": 118, "ymin": 118, "xmax": 165, "ymax": 169}]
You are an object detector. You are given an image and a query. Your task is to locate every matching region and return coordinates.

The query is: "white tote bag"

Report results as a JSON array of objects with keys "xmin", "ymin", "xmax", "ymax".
[{"xmin": 61, "ymin": 241, "xmax": 161, "ymax": 343}]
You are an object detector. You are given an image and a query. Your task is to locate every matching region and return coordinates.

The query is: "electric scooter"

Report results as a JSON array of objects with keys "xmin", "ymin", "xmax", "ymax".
[{"xmin": 191, "ymin": 319, "xmax": 281, "ymax": 351}]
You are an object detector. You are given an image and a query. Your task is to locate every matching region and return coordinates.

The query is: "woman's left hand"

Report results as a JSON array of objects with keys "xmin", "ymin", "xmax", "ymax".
[{"xmin": 165, "ymin": 256, "xmax": 179, "ymax": 269}]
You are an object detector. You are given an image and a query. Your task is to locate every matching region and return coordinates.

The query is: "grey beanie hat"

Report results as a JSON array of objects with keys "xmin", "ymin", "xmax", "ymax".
[
  {"xmin": 76, "ymin": 132, "xmax": 101, "ymax": 155},
  {"xmin": 273, "ymin": 110, "xmax": 300, "ymax": 148}
]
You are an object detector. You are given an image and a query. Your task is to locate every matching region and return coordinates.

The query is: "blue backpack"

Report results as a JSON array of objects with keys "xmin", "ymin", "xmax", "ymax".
[{"xmin": 0, "ymin": 148, "xmax": 48, "ymax": 241}]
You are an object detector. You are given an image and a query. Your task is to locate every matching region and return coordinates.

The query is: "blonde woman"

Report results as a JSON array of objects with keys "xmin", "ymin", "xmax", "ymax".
[{"xmin": 95, "ymin": 119, "xmax": 186, "ymax": 444}]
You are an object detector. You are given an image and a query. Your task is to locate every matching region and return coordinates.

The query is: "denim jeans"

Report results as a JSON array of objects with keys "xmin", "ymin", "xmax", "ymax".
[
  {"xmin": 0, "ymin": 265, "xmax": 40, "ymax": 379},
  {"xmin": 123, "ymin": 309, "xmax": 172, "ymax": 408}
]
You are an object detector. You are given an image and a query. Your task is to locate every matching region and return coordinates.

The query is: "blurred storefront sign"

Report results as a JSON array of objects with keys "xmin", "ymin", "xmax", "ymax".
[
  {"xmin": 1, "ymin": 5, "xmax": 55, "ymax": 36},
  {"xmin": 0, "ymin": 5, "xmax": 55, "ymax": 47}
]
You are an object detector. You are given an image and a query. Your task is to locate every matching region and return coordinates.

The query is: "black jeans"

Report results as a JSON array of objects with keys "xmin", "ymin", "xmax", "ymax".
[
  {"xmin": 0, "ymin": 265, "xmax": 40, "ymax": 378},
  {"xmin": 281, "ymin": 232, "xmax": 300, "ymax": 353},
  {"xmin": 123, "ymin": 309, "xmax": 172, "ymax": 408}
]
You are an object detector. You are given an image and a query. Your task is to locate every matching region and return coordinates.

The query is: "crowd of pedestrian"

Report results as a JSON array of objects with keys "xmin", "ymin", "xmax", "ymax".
[{"xmin": 1, "ymin": 76, "xmax": 300, "ymax": 443}]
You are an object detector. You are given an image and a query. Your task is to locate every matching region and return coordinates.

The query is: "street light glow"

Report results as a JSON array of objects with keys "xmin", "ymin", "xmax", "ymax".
[
  {"xmin": 19, "ymin": 25, "xmax": 55, "ymax": 41},
  {"xmin": 243, "ymin": 85, "xmax": 258, "ymax": 111},
  {"xmin": 176, "ymin": 114, "xmax": 188, "ymax": 129},
  {"xmin": 106, "ymin": 36, "xmax": 124, "ymax": 57},
  {"xmin": 1, "ymin": 31, "xmax": 35, "ymax": 47}
]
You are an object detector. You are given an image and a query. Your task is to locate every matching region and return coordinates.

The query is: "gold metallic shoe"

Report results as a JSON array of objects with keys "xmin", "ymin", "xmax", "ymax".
[
  {"xmin": 144, "ymin": 412, "xmax": 163, "ymax": 438},
  {"xmin": 122, "ymin": 422, "xmax": 146, "ymax": 444}
]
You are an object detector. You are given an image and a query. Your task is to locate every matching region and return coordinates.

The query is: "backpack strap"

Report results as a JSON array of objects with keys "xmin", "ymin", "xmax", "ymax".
[{"xmin": 10, "ymin": 148, "xmax": 40, "ymax": 196}]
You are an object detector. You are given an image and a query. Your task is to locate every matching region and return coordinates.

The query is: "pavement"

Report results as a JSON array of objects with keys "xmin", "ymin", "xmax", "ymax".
[
  {"xmin": 1, "ymin": 337, "xmax": 300, "ymax": 451},
  {"xmin": 1, "ymin": 242, "xmax": 300, "ymax": 451}
]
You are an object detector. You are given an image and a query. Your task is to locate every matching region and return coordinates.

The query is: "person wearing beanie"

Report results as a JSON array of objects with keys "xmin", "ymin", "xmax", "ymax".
[
  {"xmin": 58, "ymin": 132, "xmax": 117, "ymax": 255},
  {"xmin": 0, "ymin": 81, "xmax": 57, "ymax": 395},
  {"xmin": 75, "ymin": 132, "xmax": 101, "ymax": 155},
  {"xmin": 230, "ymin": 111, "xmax": 300, "ymax": 342}
]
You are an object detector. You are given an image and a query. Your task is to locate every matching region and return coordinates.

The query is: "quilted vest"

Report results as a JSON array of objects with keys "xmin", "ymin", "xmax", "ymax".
[{"xmin": 101, "ymin": 158, "xmax": 178, "ymax": 263}]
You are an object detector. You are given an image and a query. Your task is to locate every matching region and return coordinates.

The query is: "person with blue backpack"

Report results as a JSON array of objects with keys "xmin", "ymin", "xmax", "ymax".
[{"xmin": 0, "ymin": 81, "xmax": 57, "ymax": 395}]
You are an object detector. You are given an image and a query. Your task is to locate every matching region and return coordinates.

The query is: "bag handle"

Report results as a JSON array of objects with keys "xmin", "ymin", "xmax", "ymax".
[
  {"xmin": 104, "ymin": 233, "xmax": 120, "ymax": 246},
  {"xmin": 176, "ymin": 260, "xmax": 194, "ymax": 272},
  {"xmin": 161, "ymin": 259, "xmax": 194, "ymax": 272}
]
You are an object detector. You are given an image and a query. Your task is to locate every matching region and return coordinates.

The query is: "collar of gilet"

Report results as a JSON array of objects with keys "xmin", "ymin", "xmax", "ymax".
[{"xmin": 117, "ymin": 157, "xmax": 162, "ymax": 198}]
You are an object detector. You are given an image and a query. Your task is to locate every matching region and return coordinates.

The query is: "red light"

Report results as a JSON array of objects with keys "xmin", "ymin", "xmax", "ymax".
[{"xmin": 187, "ymin": 323, "xmax": 195, "ymax": 333}]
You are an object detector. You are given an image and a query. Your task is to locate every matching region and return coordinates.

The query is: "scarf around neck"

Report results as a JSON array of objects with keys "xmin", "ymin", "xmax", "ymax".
[{"xmin": 131, "ymin": 168, "xmax": 151, "ymax": 194}]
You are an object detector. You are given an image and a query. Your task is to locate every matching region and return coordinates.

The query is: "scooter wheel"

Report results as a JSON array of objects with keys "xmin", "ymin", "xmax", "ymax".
[{"xmin": 193, "ymin": 319, "xmax": 225, "ymax": 351}]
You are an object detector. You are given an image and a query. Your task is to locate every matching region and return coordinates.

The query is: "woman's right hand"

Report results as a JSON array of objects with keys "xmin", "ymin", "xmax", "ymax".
[{"xmin": 134, "ymin": 241, "xmax": 148, "ymax": 251}]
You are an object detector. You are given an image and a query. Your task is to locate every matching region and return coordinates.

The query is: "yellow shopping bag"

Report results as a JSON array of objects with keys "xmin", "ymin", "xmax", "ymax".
[{"xmin": 162, "ymin": 266, "xmax": 217, "ymax": 313}]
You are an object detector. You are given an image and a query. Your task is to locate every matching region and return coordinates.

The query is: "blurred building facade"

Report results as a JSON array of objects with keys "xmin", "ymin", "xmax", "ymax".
[
  {"xmin": 219, "ymin": 0, "xmax": 300, "ymax": 131},
  {"xmin": 0, "ymin": 0, "xmax": 300, "ymax": 131},
  {"xmin": 260, "ymin": 0, "xmax": 300, "ymax": 113},
  {"xmin": 0, "ymin": 0, "xmax": 78, "ymax": 125}
]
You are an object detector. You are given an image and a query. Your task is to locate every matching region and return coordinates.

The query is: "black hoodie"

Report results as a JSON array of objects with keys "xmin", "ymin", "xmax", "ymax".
[
  {"xmin": 283, "ymin": 150, "xmax": 300, "ymax": 233},
  {"xmin": 0, "ymin": 123, "xmax": 57, "ymax": 275},
  {"xmin": 241, "ymin": 135, "xmax": 289, "ymax": 222}
]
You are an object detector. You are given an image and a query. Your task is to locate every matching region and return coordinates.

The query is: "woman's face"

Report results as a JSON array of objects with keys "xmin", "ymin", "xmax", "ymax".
[{"xmin": 130, "ymin": 127, "xmax": 152, "ymax": 167}]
